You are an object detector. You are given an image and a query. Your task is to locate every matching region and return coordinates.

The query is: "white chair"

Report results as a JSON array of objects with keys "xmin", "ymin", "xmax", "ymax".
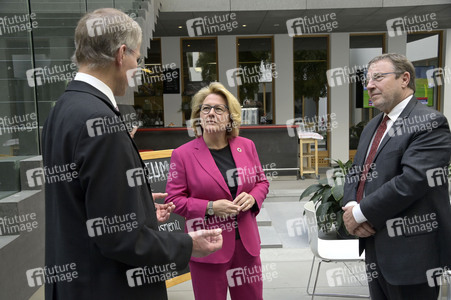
[{"xmin": 304, "ymin": 201, "xmax": 369, "ymax": 299}]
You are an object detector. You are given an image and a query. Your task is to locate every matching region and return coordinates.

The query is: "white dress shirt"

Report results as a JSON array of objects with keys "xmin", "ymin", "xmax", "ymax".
[{"xmin": 73, "ymin": 72, "xmax": 118, "ymax": 110}]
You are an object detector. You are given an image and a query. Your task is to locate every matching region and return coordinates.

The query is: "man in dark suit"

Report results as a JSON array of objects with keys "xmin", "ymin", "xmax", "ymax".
[
  {"xmin": 42, "ymin": 8, "xmax": 222, "ymax": 299},
  {"xmin": 342, "ymin": 53, "xmax": 451, "ymax": 300}
]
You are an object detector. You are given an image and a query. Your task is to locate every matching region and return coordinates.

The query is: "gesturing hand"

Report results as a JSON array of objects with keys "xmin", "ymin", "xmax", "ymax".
[
  {"xmin": 189, "ymin": 229, "xmax": 223, "ymax": 257},
  {"xmin": 155, "ymin": 202, "xmax": 175, "ymax": 223},
  {"xmin": 233, "ymin": 192, "xmax": 256, "ymax": 213}
]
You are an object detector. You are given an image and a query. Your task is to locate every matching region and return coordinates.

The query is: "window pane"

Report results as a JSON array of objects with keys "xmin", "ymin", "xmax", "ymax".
[
  {"xmin": 181, "ymin": 38, "xmax": 217, "ymax": 123},
  {"xmin": 349, "ymin": 34, "xmax": 384, "ymax": 150},
  {"xmin": 134, "ymin": 39, "xmax": 165, "ymax": 127},
  {"xmin": 293, "ymin": 36, "xmax": 328, "ymax": 150},
  {"xmin": 237, "ymin": 37, "xmax": 274, "ymax": 125}
]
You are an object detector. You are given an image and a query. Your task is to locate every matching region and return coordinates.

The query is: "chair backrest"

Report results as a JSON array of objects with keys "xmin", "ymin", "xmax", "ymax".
[{"xmin": 303, "ymin": 201, "xmax": 320, "ymax": 257}]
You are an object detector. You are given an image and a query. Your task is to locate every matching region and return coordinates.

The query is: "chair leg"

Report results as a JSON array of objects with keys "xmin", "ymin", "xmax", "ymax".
[
  {"xmin": 306, "ymin": 256, "xmax": 316, "ymax": 298},
  {"xmin": 306, "ymin": 259, "xmax": 370, "ymax": 299}
]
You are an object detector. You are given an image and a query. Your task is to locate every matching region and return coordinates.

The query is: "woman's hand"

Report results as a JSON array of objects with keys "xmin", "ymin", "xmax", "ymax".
[
  {"xmin": 233, "ymin": 192, "xmax": 256, "ymax": 213},
  {"xmin": 212, "ymin": 200, "xmax": 240, "ymax": 218}
]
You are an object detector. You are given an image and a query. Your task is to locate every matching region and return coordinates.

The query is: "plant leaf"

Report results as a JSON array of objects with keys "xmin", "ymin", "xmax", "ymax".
[
  {"xmin": 331, "ymin": 183, "xmax": 344, "ymax": 201},
  {"xmin": 299, "ymin": 184, "xmax": 323, "ymax": 200}
]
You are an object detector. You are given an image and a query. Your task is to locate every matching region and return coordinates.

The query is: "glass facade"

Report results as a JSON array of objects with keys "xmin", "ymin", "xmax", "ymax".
[
  {"xmin": 180, "ymin": 37, "xmax": 218, "ymax": 124},
  {"xmin": 237, "ymin": 37, "xmax": 275, "ymax": 125}
]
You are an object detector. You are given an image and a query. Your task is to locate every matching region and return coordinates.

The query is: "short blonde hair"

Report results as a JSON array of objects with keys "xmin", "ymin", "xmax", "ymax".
[
  {"xmin": 73, "ymin": 8, "xmax": 142, "ymax": 69},
  {"xmin": 190, "ymin": 82, "xmax": 242, "ymax": 138}
]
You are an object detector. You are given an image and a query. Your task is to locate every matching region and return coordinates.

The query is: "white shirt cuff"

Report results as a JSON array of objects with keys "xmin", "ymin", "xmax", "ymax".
[{"xmin": 353, "ymin": 204, "xmax": 368, "ymax": 223}]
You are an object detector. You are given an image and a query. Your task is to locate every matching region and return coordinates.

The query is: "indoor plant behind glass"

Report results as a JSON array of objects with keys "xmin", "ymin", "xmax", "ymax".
[{"xmin": 300, "ymin": 159, "xmax": 355, "ymax": 239}]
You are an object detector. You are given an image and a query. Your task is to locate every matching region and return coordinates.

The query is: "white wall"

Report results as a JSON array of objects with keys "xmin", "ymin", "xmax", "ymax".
[
  {"xmin": 274, "ymin": 34, "xmax": 294, "ymax": 124},
  {"xmin": 161, "ymin": 37, "xmax": 183, "ymax": 126},
  {"xmin": 329, "ymin": 33, "xmax": 350, "ymax": 162},
  {"xmin": 387, "ymin": 34, "xmax": 407, "ymax": 55},
  {"xmin": 218, "ymin": 35, "xmax": 238, "ymax": 97}
]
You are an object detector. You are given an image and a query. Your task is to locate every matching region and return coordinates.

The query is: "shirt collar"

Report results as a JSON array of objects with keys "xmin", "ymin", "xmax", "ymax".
[
  {"xmin": 73, "ymin": 72, "xmax": 117, "ymax": 109},
  {"xmin": 386, "ymin": 94, "xmax": 413, "ymax": 121}
]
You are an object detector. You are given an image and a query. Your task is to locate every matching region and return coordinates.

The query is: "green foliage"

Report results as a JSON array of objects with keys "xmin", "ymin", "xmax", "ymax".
[{"xmin": 300, "ymin": 159, "xmax": 353, "ymax": 236}]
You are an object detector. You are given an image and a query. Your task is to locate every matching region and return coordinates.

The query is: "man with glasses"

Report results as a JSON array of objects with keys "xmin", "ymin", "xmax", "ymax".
[
  {"xmin": 42, "ymin": 8, "xmax": 222, "ymax": 300},
  {"xmin": 342, "ymin": 53, "xmax": 451, "ymax": 299}
]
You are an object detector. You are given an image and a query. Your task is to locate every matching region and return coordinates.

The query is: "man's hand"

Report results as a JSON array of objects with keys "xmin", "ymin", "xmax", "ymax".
[
  {"xmin": 155, "ymin": 202, "xmax": 175, "ymax": 223},
  {"xmin": 189, "ymin": 229, "xmax": 223, "ymax": 258},
  {"xmin": 233, "ymin": 192, "xmax": 255, "ymax": 213},
  {"xmin": 212, "ymin": 200, "xmax": 240, "ymax": 218},
  {"xmin": 152, "ymin": 193, "xmax": 168, "ymax": 201},
  {"xmin": 342, "ymin": 206, "xmax": 375, "ymax": 237}
]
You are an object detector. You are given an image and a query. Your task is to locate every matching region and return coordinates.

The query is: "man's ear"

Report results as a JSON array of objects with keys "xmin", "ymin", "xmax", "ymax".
[
  {"xmin": 116, "ymin": 44, "xmax": 127, "ymax": 66},
  {"xmin": 401, "ymin": 71, "xmax": 411, "ymax": 89}
]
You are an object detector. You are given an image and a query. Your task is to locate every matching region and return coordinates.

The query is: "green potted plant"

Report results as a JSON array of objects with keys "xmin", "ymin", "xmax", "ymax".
[{"xmin": 300, "ymin": 159, "xmax": 355, "ymax": 239}]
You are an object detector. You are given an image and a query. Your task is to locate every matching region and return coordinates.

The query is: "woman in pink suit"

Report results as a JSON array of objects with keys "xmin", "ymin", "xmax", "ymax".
[{"xmin": 165, "ymin": 82, "xmax": 269, "ymax": 300}]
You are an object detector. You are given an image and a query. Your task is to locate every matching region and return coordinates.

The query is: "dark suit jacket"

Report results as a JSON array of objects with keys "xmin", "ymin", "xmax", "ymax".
[
  {"xmin": 343, "ymin": 97, "xmax": 451, "ymax": 285},
  {"xmin": 42, "ymin": 80, "xmax": 192, "ymax": 299}
]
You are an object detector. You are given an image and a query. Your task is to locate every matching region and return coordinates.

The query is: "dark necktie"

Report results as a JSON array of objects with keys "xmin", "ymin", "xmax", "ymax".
[{"xmin": 356, "ymin": 115, "xmax": 390, "ymax": 203}]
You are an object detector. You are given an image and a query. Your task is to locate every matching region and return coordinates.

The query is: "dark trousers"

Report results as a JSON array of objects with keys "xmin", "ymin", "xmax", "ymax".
[{"xmin": 365, "ymin": 237, "xmax": 440, "ymax": 300}]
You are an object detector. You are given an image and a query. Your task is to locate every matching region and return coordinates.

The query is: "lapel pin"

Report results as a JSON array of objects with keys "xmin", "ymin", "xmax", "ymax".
[{"xmin": 237, "ymin": 147, "xmax": 242, "ymax": 152}]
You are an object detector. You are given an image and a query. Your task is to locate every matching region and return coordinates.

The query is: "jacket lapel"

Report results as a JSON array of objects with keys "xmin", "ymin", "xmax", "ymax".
[
  {"xmin": 356, "ymin": 114, "xmax": 382, "ymax": 165},
  {"xmin": 228, "ymin": 138, "xmax": 245, "ymax": 196},
  {"xmin": 192, "ymin": 138, "xmax": 232, "ymax": 197},
  {"xmin": 373, "ymin": 97, "xmax": 418, "ymax": 162}
]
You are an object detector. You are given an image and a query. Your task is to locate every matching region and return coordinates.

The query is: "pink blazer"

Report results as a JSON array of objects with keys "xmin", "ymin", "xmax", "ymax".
[{"xmin": 165, "ymin": 136, "xmax": 269, "ymax": 264}]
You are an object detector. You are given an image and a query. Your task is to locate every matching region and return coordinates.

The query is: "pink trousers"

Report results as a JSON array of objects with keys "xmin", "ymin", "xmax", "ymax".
[{"xmin": 189, "ymin": 239, "xmax": 263, "ymax": 300}]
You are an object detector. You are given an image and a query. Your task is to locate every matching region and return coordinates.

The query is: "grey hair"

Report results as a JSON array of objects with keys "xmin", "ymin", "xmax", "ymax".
[
  {"xmin": 72, "ymin": 8, "xmax": 142, "ymax": 69},
  {"xmin": 368, "ymin": 53, "xmax": 416, "ymax": 92}
]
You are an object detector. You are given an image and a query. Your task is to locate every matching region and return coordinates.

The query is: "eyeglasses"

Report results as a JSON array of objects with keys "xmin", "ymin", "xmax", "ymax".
[
  {"xmin": 365, "ymin": 72, "xmax": 402, "ymax": 86},
  {"xmin": 125, "ymin": 46, "xmax": 144, "ymax": 67},
  {"xmin": 200, "ymin": 104, "xmax": 229, "ymax": 115}
]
